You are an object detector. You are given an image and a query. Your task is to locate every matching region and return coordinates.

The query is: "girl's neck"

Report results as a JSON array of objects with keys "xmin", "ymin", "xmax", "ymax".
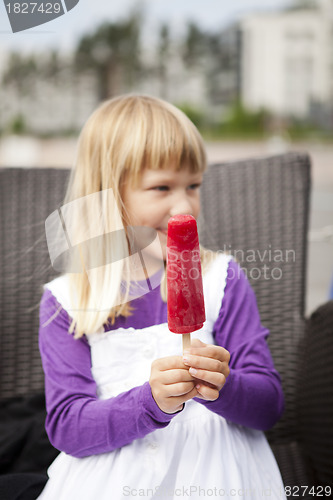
[{"xmin": 128, "ymin": 254, "xmax": 165, "ymax": 281}]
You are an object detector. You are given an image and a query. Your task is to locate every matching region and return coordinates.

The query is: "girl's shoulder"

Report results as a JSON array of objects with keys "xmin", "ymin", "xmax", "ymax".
[
  {"xmin": 43, "ymin": 274, "xmax": 72, "ymax": 314},
  {"xmin": 39, "ymin": 276, "xmax": 74, "ymax": 334}
]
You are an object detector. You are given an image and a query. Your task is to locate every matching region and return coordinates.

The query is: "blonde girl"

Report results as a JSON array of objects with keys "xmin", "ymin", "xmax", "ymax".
[{"xmin": 38, "ymin": 95, "xmax": 286, "ymax": 499}]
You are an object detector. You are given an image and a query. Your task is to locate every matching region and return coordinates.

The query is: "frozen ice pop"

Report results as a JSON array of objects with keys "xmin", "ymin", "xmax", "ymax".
[{"xmin": 167, "ymin": 214, "xmax": 205, "ymax": 350}]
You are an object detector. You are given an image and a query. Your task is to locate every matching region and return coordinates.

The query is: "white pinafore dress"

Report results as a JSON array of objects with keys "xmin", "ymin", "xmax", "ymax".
[{"xmin": 38, "ymin": 254, "xmax": 286, "ymax": 500}]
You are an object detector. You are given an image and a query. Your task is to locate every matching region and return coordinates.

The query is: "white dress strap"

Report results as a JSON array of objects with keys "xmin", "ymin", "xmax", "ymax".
[
  {"xmin": 202, "ymin": 253, "xmax": 234, "ymax": 331},
  {"xmin": 44, "ymin": 275, "xmax": 73, "ymax": 313}
]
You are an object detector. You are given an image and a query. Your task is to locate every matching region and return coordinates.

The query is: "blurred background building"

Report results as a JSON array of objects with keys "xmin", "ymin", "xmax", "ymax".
[
  {"xmin": 241, "ymin": 0, "xmax": 333, "ymax": 127},
  {"xmin": 0, "ymin": 0, "xmax": 332, "ymax": 137}
]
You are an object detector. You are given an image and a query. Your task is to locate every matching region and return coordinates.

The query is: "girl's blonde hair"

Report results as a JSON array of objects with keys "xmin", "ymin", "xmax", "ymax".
[{"xmin": 63, "ymin": 94, "xmax": 214, "ymax": 337}]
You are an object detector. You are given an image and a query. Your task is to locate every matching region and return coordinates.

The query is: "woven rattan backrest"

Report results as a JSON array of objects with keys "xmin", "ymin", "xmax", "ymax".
[
  {"xmin": 0, "ymin": 168, "xmax": 70, "ymax": 399},
  {"xmin": 199, "ymin": 152, "xmax": 311, "ymax": 443},
  {"xmin": 298, "ymin": 300, "xmax": 333, "ymax": 485}
]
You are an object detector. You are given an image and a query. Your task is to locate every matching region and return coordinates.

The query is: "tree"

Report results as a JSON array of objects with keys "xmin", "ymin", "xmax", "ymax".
[
  {"xmin": 75, "ymin": 13, "xmax": 142, "ymax": 100},
  {"xmin": 157, "ymin": 23, "xmax": 170, "ymax": 99},
  {"xmin": 43, "ymin": 50, "xmax": 62, "ymax": 80},
  {"xmin": 1, "ymin": 52, "xmax": 38, "ymax": 134},
  {"xmin": 205, "ymin": 26, "xmax": 242, "ymax": 106},
  {"xmin": 289, "ymin": 0, "xmax": 318, "ymax": 9},
  {"xmin": 182, "ymin": 21, "xmax": 208, "ymax": 69},
  {"xmin": 2, "ymin": 52, "xmax": 38, "ymax": 95}
]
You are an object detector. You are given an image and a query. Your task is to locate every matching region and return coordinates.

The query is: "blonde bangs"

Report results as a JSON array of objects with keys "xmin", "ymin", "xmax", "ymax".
[
  {"xmin": 92, "ymin": 95, "xmax": 207, "ymax": 189},
  {"xmin": 142, "ymin": 103, "xmax": 207, "ymax": 175}
]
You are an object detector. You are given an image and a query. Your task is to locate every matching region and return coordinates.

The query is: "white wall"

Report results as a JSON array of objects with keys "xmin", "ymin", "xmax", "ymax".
[{"xmin": 241, "ymin": 5, "xmax": 332, "ymax": 117}]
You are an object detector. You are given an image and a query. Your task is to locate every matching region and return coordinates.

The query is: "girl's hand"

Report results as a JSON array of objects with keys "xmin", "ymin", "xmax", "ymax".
[
  {"xmin": 182, "ymin": 339, "xmax": 230, "ymax": 401},
  {"xmin": 149, "ymin": 356, "xmax": 198, "ymax": 414}
]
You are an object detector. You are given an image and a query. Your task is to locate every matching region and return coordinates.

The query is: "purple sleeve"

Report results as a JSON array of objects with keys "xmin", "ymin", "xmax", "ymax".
[
  {"xmin": 39, "ymin": 289, "xmax": 177, "ymax": 458},
  {"xmin": 197, "ymin": 259, "xmax": 284, "ymax": 431}
]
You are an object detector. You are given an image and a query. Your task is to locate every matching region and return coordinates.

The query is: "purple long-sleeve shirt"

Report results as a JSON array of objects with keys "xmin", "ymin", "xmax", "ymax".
[{"xmin": 39, "ymin": 259, "xmax": 284, "ymax": 458}]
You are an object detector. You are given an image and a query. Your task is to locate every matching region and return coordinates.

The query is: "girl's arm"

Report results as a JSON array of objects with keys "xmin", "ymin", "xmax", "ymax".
[
  {"xmin": 39, "ymin": 289, "xmax": 177, "ymax": 458},
  {"xmin": 193, "ymin": 259, "xmax": 285, "ymax": 430}
]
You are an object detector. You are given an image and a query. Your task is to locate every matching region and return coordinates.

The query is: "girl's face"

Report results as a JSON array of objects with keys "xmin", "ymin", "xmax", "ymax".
[{"xmin": 122, "ymin": 165, "xmax": 203, "ymax": 260}]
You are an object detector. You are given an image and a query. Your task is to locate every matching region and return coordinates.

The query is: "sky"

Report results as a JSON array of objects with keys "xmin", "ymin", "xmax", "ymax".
[{"xmin": 0, "ymin": 0, "xmax": 294, "ymax": 54}]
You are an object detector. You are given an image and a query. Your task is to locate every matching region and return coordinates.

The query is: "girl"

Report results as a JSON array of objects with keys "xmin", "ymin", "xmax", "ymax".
[{"xmin": 38, "ymin": 95, "xmax": 286, "ymax": 499}]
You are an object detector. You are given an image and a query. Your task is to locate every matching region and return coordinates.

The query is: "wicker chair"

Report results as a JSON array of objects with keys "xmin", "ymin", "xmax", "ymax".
[
  {"xmin": 298, "ymin": 300, "xmax": 333, "ymax": 488},
  {"xmin": 0, "ymin": 153, "xmax": 332, "ymax": 495}
]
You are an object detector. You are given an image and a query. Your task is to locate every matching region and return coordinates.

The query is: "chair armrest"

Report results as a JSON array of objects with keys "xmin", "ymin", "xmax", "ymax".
[{"xmin": 297, "ymin": 300, "xmax": 333, "ymax": 486}]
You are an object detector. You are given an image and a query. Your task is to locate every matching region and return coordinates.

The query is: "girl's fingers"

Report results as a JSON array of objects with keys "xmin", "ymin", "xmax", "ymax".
[
  {"xmin": 153, "ymin": 356, "xmax": 191, "ymax": 371},
  {"xmin": 150, "ymin": 356, "xmax": 199, "ymax": 413},
  {"xmin": 194, "ymin": 384, "xmax": 220, "ymax": 401},
  {"xmin": 183, "ymin": 353, "xmax": 229, "ymax": 376},
  {"xmin": 182, "ymin": 340, "xmax": 230, "ymax": 393},
  {"xmin": 171, "ymin": 386, "xmax": 199, "ymax": 404},
  {"xmin": 149, "ymin": 346, "xmax": 230, "ymax": 410},
  {"xmin": 186, "ymin": 340, "xmax": 230, "ymax": 364},
  {"xmin": 163, "ymin": 381, "xmax": 196, "ymax": 397},
  {"xmin": 188, "ymin": 367, "xmax": 227, "ymax": 389},
  {"xmin": 153, "ymin": 386, "xmax": 199, "ymax": 414},
  {"xmin": 155, "ymin": 368, "xmax": 195, "ymax": 385}
]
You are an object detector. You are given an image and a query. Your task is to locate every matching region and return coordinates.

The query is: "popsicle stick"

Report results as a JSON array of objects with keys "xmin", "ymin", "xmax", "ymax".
[{"xmin": 182, "ymin": 333, "xmax": 191, "ymax": 352}]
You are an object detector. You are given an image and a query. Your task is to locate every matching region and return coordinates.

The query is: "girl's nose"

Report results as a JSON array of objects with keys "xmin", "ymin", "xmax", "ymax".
[{"xmin": 169, "ymin": 196, "xmax": 193, "ymax": 217}]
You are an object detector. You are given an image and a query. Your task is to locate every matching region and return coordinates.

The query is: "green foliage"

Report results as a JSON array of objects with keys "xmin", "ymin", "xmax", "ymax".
[
  {"xmin": 2, "ymin": 53, "xmax": 38, "ymax": 94},
  {"xmin": 219, "ymin": 102, "xmax": 270, "ymax": 138},
  {"xmin": 176, "ymin": 103, "xmax": 206, "ymax": 129},
  {"xmin": 286, "ymin": 116, "xmax": 326, "ymax": 140},
  {"xmin": 176, "ymin": 101, "xmax": 271, "ymax": 139},
  {"xmin": 7, "ymin": 114, "xmax": 27, "ymax": 135}
]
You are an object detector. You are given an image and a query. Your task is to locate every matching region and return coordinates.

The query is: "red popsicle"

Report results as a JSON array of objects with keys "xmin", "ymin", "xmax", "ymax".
[{"xmin": 167, "ymin": 214, "xmax": 206, "ymax": 351}]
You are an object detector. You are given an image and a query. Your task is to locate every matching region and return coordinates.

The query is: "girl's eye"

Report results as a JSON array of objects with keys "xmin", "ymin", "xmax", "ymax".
[
  {"xmin": 152, "ymin": 185, "xmax": 169, "ymax": 191},
  {"xmin": 150, "ymin": 183, "xmax": 201, "ymax": 191}
]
